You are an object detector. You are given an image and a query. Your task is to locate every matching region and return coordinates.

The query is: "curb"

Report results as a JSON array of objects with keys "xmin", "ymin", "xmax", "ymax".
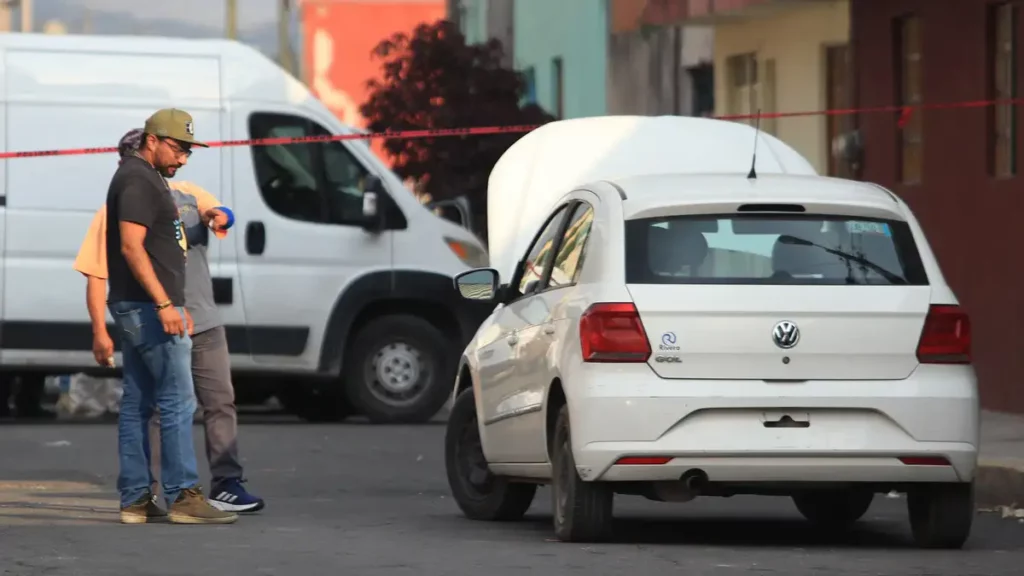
[{"xmin": 976, "ymin": 459, "xmax": 1024, "ymax": 507}]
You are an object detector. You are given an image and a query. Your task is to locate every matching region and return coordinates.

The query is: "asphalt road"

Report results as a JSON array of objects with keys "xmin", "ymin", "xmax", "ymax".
[{"xmin": 1, "ymin": 417, "xmax": 1023, "ymax": 575}]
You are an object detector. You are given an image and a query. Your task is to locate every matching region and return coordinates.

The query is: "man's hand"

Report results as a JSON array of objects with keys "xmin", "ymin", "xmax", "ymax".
[
  {"xmin": 92, "ymin": 329, "xmax": 115, "ymax": 367},
  {"xmin": 204, "ymin": 208, "xmax": 229, "ymax": 231},
  {"xmin": 184, "ymin": 308, "xmax": 195, "ymax": 335},
  {"xmin": 158, "ymin": 306, "xmax": 185, "ymax": 337}
]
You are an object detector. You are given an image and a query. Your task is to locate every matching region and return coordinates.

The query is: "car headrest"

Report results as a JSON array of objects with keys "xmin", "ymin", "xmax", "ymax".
[{"xmin": 648, "ymin": 224, "xmax": 709, "ymax": 275}]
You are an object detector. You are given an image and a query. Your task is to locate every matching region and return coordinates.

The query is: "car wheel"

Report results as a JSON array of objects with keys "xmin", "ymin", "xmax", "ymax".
[
  {"xmin": 551, "ymin": 404, "xmax": 613, "ymax": 542},
  {"xmin": 907, "ymin": 482, "xmax": 974, "ymax": 549},
  {"xmin": 445, "ymin": 388, "xmax": 537, "ymax": 520},
  {"xmin": 344, "ymin": 315, "xmax": 454, "ymax": 424},
  {"xmin": 792, "ymin": 489, "xmax": 874, "ymax": 530},
  {"xmin": 279, "ymin": 382, "xmax": 355, "ymax": 423}
]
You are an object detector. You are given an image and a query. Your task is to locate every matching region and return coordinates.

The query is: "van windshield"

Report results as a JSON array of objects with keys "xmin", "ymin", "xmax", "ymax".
[{"xmin": 625, "ymin": 215, "xmax": 929, "ymax": 285}]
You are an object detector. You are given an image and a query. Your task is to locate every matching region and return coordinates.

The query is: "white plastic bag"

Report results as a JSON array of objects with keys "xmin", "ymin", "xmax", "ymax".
[{"xmin": 52, "ymin": 373, "xmax": 122, "ymax": 419}]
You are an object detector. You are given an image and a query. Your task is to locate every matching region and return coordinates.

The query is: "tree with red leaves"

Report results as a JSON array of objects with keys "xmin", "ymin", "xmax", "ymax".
[{"xmin": 361, "ymin": 19, "xmax": 554, "ymax": 240}]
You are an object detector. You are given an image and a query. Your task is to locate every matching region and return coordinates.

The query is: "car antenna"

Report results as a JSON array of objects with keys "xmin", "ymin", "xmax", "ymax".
[{"xmin": 747, "ymin": 109, "xmax": 762, "ymax": 180}]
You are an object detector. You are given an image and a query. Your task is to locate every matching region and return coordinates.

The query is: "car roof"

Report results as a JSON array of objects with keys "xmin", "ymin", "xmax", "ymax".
[{"xmin": 608, "ymin": 173, "xmax": 902, "ymax": 220}]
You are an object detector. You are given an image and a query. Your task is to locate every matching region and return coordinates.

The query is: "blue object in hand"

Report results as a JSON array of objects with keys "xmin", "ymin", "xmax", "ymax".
[{"xmin": 214, "ymin": 206, "xmax": 235, "ymax": 229}]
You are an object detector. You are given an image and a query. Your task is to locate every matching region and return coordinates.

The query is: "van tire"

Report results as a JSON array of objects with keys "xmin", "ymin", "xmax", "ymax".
[{"xmin": 344, "ymin": 314, "xmax": 454, "ymax": 424}]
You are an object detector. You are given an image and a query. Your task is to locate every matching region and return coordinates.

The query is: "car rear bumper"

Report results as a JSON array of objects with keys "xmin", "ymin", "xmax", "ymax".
[{"xmin": 568, "ymin": 363, "xmax": 979, "ymax": 484}]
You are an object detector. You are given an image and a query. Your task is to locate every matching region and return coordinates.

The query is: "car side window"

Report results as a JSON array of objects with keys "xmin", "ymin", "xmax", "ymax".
[
  {"xmin": 548, "ymin": 203, "xmax": 595, "ymax": 289},
  {"xmin": 249, "ymin": 112, "xmax": 370, "ymax": 225},
  {"xmin": 517, "ymin": 205, "xmax": 570, "ymax": 296}
]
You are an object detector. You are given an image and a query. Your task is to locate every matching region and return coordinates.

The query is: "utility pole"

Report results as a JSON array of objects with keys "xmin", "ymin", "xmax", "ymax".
[
  {"xmin": 225, "ymin": 0, "xmax": 237, "ymax": 40},
  {"xmin": 277, "ymin": 0, "xmax": 295, "ymax": 75}
]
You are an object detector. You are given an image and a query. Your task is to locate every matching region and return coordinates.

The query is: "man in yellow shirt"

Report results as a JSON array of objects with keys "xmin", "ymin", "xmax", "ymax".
[{"xmin": 74, "ymin": 128, "xmax": 264, "ymax": 522}]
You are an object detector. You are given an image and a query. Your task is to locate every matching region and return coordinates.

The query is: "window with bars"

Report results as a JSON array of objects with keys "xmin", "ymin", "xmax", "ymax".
[
  {"xmin": 991, "ymin": 2, "xmax": 1017, "ymax": 178},
  {"xmin": 896, "ymin": 15, "xmax": 923, "ymax": 185}
]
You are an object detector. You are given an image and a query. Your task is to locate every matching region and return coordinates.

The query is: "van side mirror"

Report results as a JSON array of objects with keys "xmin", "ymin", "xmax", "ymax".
[
  {"xmin": 454, "ymin": 268, "xmax": 500, "ymax": 301},
  {"xmin": 361, "ymin": 175, "xmax": 386, "ymax": 232}
]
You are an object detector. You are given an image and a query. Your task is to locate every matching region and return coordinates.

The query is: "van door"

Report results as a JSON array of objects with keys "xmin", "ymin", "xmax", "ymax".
[{"xmin": 230, "ymin": 105, "xmax": 391, "ymax": 368}]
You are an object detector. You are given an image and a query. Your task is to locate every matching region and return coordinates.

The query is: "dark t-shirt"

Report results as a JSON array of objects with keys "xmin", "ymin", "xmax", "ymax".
[{"xmin": 105, "ymin": 156, "xmax": 187, "ymax": 306}]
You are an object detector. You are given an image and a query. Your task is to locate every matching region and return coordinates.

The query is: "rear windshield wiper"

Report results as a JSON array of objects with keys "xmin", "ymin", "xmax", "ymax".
[{"xmin": 777, "ymin": 235, "xmax": 907, "ymax": 285}]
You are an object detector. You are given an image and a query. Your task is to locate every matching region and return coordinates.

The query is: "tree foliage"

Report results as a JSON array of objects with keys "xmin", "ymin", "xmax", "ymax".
[{"xmin": 361, "ymin": 20, "xmax": 554, "ymax": 235}]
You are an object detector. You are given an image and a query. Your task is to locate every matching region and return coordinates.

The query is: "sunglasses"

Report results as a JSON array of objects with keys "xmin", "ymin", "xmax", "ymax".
[{"xmin": 160, "ymin": 137, "xmax": 193, "ymax": 158}]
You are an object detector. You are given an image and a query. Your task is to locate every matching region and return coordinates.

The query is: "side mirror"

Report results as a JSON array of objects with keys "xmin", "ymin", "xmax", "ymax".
[
  {"xmin": 361, "ymin": 175, "xmax": 386, "ymax": 232},
  {"xmin": 454, "ymin": 268, "xmax": 500, "ymax": 301}
]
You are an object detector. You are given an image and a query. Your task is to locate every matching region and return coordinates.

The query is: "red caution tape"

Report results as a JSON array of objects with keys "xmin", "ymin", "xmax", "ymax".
[{"xmin": 0, "ymin": 97, "xmax": 1020, "ymax": 160}]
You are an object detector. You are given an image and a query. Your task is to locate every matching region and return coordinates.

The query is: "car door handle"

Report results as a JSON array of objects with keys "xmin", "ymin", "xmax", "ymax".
[
  {"xmin": 543, "ymin": 325, "xmax": 556, "ymax": 335},
  {"xmin": 506, "ymin": 335, "xmax": 518, "ymax": 346},
  {"xmin": 246, "ymin": 221, "xmax": 266, "ymax": 255}
]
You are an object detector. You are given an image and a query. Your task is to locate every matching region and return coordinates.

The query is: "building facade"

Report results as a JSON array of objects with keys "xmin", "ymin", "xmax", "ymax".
[
  {"xmin": 645, "ymin": 0, "xmax": 851, "ymax": 175},
  {"xmin": 512, "ymin": 0, "xmax": 609, "ymax": 118},
  {"xmin": 451, "ymin": 0, "xmax": 515, "ymax": 67},
  {"xmin": 607, "ymin": 0, "xmax": 714, "ymax": 117},
  {"xmin": 852, "ymin": 0, "xmax": 1024, "ymax": 412},
  {"xmin": 300, "ymin": 0, "xmax": 446, "ymax": 162}
]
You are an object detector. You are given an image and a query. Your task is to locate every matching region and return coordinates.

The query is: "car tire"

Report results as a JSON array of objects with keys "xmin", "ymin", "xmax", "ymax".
[
  {"xmin": 445, "ymin": 387, "xmax": 537, "ymax": 521},
  {"xmin": 279, "ymin": 382, "xmax": 355, "ymax": 423},
  {"xmin": 551, "ymin": 404, "xmax": 613, "ymax": 542},
  {"xmin": 344, "ymin": 314, "xmax": 454, "ymax": 424},
  {"xmin": 792, "ymin": 489, "xmax": 874, "ymax": 531},
  {"xmin": 907, "ymin": 482, "xmax": 974, "ymax": 549}
]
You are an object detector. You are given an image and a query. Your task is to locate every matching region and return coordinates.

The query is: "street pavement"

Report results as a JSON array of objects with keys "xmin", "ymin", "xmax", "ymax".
[{"xmin": 1, "ymin": 417, "xmax": 1023, "ymax": 575}]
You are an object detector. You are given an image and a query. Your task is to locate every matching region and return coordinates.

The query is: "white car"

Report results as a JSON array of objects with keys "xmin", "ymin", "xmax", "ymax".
[{"xmin": 444, "ymin": 172, "xmax": 978, "ymax": 549}]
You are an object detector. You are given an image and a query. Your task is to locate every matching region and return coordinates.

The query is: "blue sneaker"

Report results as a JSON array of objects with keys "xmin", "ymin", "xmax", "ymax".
[{"xmin": 208, "ymin": 479, "xmax": 265, "ymax": 513}]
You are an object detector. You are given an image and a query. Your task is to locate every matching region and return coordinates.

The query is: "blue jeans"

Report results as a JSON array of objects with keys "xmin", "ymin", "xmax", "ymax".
[{"xmin": 109, "ymin": 301, "xmax": 200, "ymax": 508}]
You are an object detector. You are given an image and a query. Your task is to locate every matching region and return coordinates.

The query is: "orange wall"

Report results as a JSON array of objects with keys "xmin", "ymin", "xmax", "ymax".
[{"xmin": 301, "ymin": 0, "xmax": 446, "ymax": 164}]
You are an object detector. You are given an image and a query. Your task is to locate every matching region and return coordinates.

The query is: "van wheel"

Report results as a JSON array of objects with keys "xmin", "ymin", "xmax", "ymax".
[
  {"xmin": 792, "ymin": 489, "xmax": 874, "ymax": 531},
  {"xmin": 279, "ymin": 382, "xmax": 355, "ymax": 423},
  {"xmin": 344, "ymin": 314, "xmax": 454, "ymax": 424},
  {"xmin": 907, "ymin": 482, "xmax": 974, "ymax": 549},
  {"xmin": 551, "ymin": 405, "xmax": 613, "ymax": 542},
  {"xmin": 445, "ymin": 388, "xmax": 537, "ymax": 520}
]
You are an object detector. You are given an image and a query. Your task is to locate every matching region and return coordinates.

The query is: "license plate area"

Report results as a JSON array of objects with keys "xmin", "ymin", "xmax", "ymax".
[{"xmin": 761, "ymin": 411, "xmax": 810, "ymax": 428}]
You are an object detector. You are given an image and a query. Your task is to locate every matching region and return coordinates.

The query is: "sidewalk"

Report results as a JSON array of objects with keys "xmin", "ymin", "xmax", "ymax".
[{"xmin": 979, "ymin": 409, "xmax": 1024, "ymax": 507}]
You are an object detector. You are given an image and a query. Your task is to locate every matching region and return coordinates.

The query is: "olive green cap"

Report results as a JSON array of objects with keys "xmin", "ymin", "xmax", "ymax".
[{"xmin": 143, "ymin": 108, "xmax": 208, "ymax": 147}]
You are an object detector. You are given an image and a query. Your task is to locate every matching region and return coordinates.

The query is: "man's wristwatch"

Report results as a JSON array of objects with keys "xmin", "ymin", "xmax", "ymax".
[{"xmin": 155, "ymin": 300, "xmax": 173, "ymax": 311}]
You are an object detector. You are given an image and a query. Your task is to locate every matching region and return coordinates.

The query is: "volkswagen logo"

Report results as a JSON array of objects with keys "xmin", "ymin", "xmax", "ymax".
[{"xmin": 772, "ymin": 320, "xmax": 800, "ymax": 349}]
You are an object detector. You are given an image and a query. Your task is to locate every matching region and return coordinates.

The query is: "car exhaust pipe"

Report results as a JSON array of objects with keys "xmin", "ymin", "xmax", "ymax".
[{"xmin": 682, "ymin": 468, "xmax": 709, "ymax": 491}]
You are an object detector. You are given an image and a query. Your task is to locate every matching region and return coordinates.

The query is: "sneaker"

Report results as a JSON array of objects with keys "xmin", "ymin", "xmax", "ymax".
[
  {"xmin": 168, "ymin": 486, "xmax": 238, "ymax": 524},
  {"xmin": 208, "ymin": 479, "xmax": 265, "ymax": 513},
  {"xmin": 120, "ymin": 493, "xmax": 168, "ymax": 524}
]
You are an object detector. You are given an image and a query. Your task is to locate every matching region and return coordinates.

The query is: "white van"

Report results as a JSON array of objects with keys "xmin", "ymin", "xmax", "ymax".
[{"xmin": 0, "ymin": 33, "xmax": 491, "ymax": 423}]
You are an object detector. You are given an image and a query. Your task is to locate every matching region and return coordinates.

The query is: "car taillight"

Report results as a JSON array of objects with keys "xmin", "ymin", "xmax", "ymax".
[
  {"xmin": 579, "ymin": 303, "xmax": 651, "ymax": 363},
  {"xmin": 916, "ymin": 305, "xmax": 971, "ymax": 364}
]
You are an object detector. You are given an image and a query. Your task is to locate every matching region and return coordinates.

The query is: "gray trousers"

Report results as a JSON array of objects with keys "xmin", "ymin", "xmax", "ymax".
[{"xmin": 149, "ymin": 326, "xmax": 242, "ymax": 489}]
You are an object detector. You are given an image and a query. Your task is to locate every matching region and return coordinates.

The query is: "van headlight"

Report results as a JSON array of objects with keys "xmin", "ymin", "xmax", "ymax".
[{"xmin": 444, "ymin": 237, "xmax": 489, "ymax": 268}]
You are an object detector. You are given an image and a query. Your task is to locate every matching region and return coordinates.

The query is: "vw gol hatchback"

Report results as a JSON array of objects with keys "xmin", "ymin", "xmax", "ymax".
[{"xmin": 445, "ymin": 174, "xmax": 977, "ymax": 549}]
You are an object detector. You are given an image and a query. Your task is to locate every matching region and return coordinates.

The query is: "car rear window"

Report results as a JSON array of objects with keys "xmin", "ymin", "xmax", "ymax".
[{"xmin": 625, "ymin": 215, "xmax": 928, "ymax": 285}]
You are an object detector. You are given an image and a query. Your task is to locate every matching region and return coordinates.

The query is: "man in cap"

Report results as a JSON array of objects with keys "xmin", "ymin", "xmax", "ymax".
[
  {"xmin": 101, "ymin": 108, "xmax": 236, "ymax": 524},
  {"xmin": 75, "ymin": 127, "xmax": 265, "ymax": 517}
]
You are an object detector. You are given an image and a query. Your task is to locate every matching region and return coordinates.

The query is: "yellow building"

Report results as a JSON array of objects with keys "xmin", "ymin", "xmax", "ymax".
[{"xmin": 650, "ymin": 0, "xmax": 851, "ymax": 176}]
